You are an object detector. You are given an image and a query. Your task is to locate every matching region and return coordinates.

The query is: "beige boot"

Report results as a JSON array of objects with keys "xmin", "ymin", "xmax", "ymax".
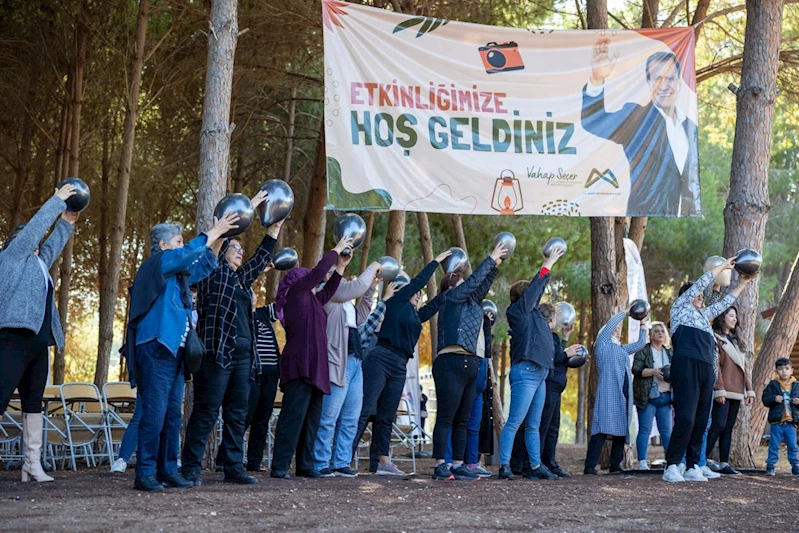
[{"xmin": 21, "ymin": 412, "xmax": 54, "ymax": 482}]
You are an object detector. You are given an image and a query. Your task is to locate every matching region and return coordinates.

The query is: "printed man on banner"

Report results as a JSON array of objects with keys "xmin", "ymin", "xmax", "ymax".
[{"xmin": 581, "ymin": 38, "xmax": 700, "ymax": 217}]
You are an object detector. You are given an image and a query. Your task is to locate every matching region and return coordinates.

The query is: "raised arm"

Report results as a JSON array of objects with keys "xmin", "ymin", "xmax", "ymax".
[
  {"xmin": 355, "ymin": 283, "xmax": 377, "ymax": 325},
  {"xmin": 4, "ymin": 195, "xmax": 68, "ymax": 260},
  {"xmin": 293, "ymin": 250, "xmax": 340, "ymax": 292},
  {"xmin": 315, "ymin": 271, "xmax": 343, "ymax": 306},
  {"xmin": 358, "ymin": 301, "xmax": 386, "ymax": 348},
  {"xmin": 446, "ymin": 257, "xmax": 498, "ymax": 303},
  {"xmin": 394, "ymin": 260, "xmax": 439, "ymax": 303},
  {"xmin": 517, "ymin": 271, "xmax": 550, "ymax": 315},
  {"xmin": 596, "ymin": 311, "xmax": 626, "ymax": 347},
  {"xmin": 37, "ymin": 218, "xmax": 74, "ymax": 269},
  {"xmin": 418, "ymin": 292, "xmax": 443, "ymax": 323},
  {"xmin": 162, "ymin": 233, "xmax": 218, "ymax": 281},
  {"xmin": 622, "ymin": 326, "xmax": 648, "ymax": 354},
  {"xmin": 239, "ymin": 233, "xmax": 277, "ymax": 288},
  {"xmin": 332, "ymin": 263, "xmax": 379, "ymax": 304}
]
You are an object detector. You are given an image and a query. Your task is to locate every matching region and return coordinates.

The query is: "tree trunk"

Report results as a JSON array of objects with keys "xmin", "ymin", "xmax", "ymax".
[
  {"xmin": 195, "ymin": 0, "xmax": 239, "ymax": 233},
  {"xmin": 449, "ymin": 214, "xmax": 471, "ymax": 276},
  {"xmin": 385, "ymin": 211, "xmax": 405, "ymax": 265},
  {"xmin": 302, "ymin": 126, "xmax": 327, "ymax": 266},
  {"xmin": 189, "ymin": 0, "xmax": 240, "ymax": 470},
  {"xmin": 499, "ymin": 338, "xmax": 509, "ymax": 406},
  {"xmin": 576, "ymin": 300, "xmax": 588, "ymax": 444},
  {"xmin": 95, "ymin": 0, "xmax": 150, "ymax": 388},
  {"xmin": 747, "ymin": 251, "xmax": 799, "ymax": 459},
  {"xmin": 725, "ymin": 0, "xmax": 783, "ymax": 468},
  {"xmin": 416, "ymin": 212, "xmax": 438, "ymax": 356},
  {"xmin": 54, "ymin": 9, "xmax": 88, "ymax": 385},
  {"xmin": 360, "ymin": 212, "xmax": 375, "ymax": 274},
  {"xmin": 641, "ymin": 0, "xmax": 659, "ymax": 28}
]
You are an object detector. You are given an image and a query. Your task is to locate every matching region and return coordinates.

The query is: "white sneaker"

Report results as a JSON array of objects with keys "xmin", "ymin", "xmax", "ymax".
[
  {"xmin": 110, "ymin": 458, "xmax": 127, "ymax": 473},
  {"xmin": 662, "ymin": 464, "xmax": 685, "ymax": 483},
  {"xmin": 702, "ymin": 465, "xmax": 721, "ymax": 479},
  {"xmin": 638, "ymin": 460, "xmax": 650, "ymax": 470},
  {"xmin": 683, "ymin": 466, "xmax": 708, "ymax": 482},
  {"xmin": 678, "ymin": 463, "xmax": 686, "ymax": 476}
]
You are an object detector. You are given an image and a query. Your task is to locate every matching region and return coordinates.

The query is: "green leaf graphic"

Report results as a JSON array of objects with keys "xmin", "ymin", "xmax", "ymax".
[
  {"xmin": 393, "ymin": 16, "xmax": 449, "ymax": 38},
  {"xmin": 392, "ymin": 17, "xmax": 424, "ymax": 34},
  {"xmin": 326, "ymin": 157, "xmax": 393, "ymax": 211}
]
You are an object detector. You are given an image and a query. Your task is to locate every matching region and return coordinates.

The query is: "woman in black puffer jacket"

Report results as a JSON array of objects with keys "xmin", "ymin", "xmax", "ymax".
[{"xmin": 431, "ymin": 241, "xmax": 505, "ymax": 481}]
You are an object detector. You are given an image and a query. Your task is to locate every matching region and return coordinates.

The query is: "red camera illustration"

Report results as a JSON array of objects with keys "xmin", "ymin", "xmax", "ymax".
[{"xmin": 478, "ymin": 42, "xmax": 525, "ymax": 74}]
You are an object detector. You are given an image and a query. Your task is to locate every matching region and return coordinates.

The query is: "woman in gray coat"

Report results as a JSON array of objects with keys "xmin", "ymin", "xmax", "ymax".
[
  {"xmin": 584, "ymin": 308, "xmax": 648, "ymax": 475},
  {"xmin": 0, "ymin": 183, "xmax": 79, "ymax": 482}
]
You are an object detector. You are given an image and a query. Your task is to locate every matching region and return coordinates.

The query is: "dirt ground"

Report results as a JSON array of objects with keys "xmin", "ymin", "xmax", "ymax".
[{"xmin": 2, "ymin": 444, "xmax": 797, "ymax": 533}]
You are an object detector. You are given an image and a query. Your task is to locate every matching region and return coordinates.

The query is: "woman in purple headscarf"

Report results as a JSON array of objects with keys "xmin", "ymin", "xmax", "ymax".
[{"xmin": 270, "ymin": 235, "xmax": 353, "ymax": 479}]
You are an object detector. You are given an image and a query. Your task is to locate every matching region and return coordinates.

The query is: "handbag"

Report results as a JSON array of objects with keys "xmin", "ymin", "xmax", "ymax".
[{"xmin": 183, "ymin": 328, "xmax": 205, "ymax": 375}]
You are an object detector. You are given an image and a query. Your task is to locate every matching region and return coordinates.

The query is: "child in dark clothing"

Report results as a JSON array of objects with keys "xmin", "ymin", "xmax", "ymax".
[{"xmin": 761, "ymin": 358, "xmax": 799, "ymax": 476}]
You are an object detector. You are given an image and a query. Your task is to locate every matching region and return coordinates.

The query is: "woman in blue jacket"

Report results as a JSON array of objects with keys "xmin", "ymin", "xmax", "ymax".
[
  {"xmin": 0, "ymin": 184, "xmax": 78, "ymax": 483},
  {"xmin": 498, "ymin": 247, "xmax": 564, "ymax": 481},
  {"xmin": 432, "ymin": 241, "xmax": 505, "ymax": 481}
]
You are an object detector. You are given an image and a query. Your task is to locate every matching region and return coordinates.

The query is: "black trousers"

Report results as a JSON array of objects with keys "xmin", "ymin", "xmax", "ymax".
[
  {"xmin": 665, "ymin": 355, "xmax": 715, "ymax": 467},
  {"xmin": 706, "ymin": 398, "xmax": 741, "ymax": 463},
  {"xmin": 271, "ymin": 379, "xmax": 324, "ymax": 474},
  {"xmin": 540, "ymin": 389, "xmax": 562, "ymax": 469},
  {"xmin": 585, "ymin": 433, "xmax": 626, "ymax": 470},
  {"xmin": 511, "ymin": 389, "xmax": 562, "ymax": 471},
  {"xmin": 0, "ymin": 339, "xmax": 49, "ymax": 414},
  {"xmin": 182, "ymin": 354, "xmax": 251, "ymax": 475},
  {"xmin": 245, "ymin": 365, "xmax": 280, "ymax": 469},
  {"xmin": 353, "ymin": 345, "xmax": 408, "ymax": 467},
  {"xmin": 432, "ymin": 353, "xmax": 479, "ymax": 461}
]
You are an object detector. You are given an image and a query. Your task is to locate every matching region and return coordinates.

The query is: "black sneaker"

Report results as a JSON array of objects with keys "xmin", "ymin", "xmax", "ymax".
[
  {"xmin": 318, "ymin": 467, "xmax": 336, "ymax": 478},
  {"xmin": 609, "ymin": 466, "xmax": 626, "ymax": 474},
  {"xmin": 182, "ymin": 470, "xmax": 202, "ymax": 487},
  {"xmin": 792, "ymin": 465, "xmax": 799, "ymax": 476},
  {"xmin": 157, "ymin": 473, "xmax": 193, "ymax": 488},
  {"xmin": 551, "ymin": 466, "xmax": 571, "ymax": 478},
  {"xmin": 498, "ymin": 464, "xmax": 514, "ymax": 480},
  {"xmin": 526, "ymin": 464, "xmax": 557, "ymax": 480},
  {"xmin": 765, "ymin": 465, "xmax": 776, "ymax": 476},
  {"xmin": 450, "ymin": 465, "xmax": 479, "ymax": 480},
  {"xmin": 298, "ymin": 469, "xmax": 323, "ymax": 479},
  {"xmin": 246, "ymin": 463, "xmax": 267, "ymax": 472},
  {"xmin": 432, "ymin": 463, "xmax": 454, "ymax": 480},
  {"xmin": 134, "ymin": 475, "xmax": 164, "ymax": 492},
  {"xmin": 333, "ymin": 467, "xmax": 358, "ymax": 478},
  {"xmin": 718, "ymin": 465, "xmax": 741, "ymax": 476},
  {"xmin": 583, "ymin": 467, "xmax": 598, "ymax": 475},
  {"xmin": 271, "ymin": 470, "xmax": 291, "ymax": 479},
  {"xmin": 224, "ymin": 470, "xmax": 260, "ymax": 484}
]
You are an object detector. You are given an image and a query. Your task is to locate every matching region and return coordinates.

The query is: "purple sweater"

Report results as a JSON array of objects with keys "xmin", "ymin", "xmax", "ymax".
[{"xmin": 278, "ymin": 250, "xmax": 342, "ymax": 394}]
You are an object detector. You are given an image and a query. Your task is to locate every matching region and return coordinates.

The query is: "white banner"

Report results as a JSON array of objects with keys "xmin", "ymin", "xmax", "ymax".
[{"xmin": 323, "ymin": 1, "xmax": 700, "ymax": 217}]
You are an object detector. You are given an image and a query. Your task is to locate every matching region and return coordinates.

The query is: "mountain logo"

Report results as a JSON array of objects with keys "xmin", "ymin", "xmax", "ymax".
[{"xmin": 585, "ymin": 168, "xmax": 619, "ymax": 189}]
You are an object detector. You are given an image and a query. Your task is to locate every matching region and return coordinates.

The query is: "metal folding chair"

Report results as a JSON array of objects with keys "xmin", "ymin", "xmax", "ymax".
[
  {"xmin": 0, "ymin": 410, "xmax": 23, "ymax": 468},
  {"xmin": 101, "ymin": 382, "xmax": 136, "ymax": 464},
  {"xmin": 59, "ymin": 383, "xmax": 105, "ymax": 470}
]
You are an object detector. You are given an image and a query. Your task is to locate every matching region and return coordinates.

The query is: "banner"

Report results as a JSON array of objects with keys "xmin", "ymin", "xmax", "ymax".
[{"xmin": 323, "ymin": 1, "xmax": 700, "ymax": 217}]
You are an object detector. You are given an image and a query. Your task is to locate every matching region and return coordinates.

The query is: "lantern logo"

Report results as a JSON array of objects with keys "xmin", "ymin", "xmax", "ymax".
[
  {"xmin": 585, "ymin": 168, "xmax": 619, "ymax": 189},
  {"xmin": 491, "ymin": 170, "xmax": 524, "ymax": 214}
]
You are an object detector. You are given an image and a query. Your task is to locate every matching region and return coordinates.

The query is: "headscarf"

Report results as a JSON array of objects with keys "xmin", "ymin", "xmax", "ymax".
[{"xmin": 274, "ymin": 266, "xmax": 311, "ymax": 323}]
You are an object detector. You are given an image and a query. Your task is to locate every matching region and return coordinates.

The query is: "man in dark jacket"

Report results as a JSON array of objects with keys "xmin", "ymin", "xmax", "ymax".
[{"xmin": 762, "ymin": 358, "xmax": 799, "ymax": 476}]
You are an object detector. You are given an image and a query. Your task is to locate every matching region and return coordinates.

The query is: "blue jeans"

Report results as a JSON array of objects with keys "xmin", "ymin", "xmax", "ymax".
[
  {"xmin": 636, "ymin": 392, "xmax": 672, "ymax": 461},
  {"xmin": 445, "ymin": 358, "xmax": 488, "ymax": 464},
  {"xmin": 499, "ymin": 362, "xmax": 548, "ymax": 466},
  {"xmin": 117, "ymin": 401, "xmax": 143, "ymax": 462},
  {"xmin": 314, "ymin": 355, "xmax": 363, "ymax": 470},
  {"xmin": 135, "ymin": 340, "xmax": 185, "ymax": 478},
  {"xmin": 766, "ymin": 423, "xmax": 799, "ymax": 467}
]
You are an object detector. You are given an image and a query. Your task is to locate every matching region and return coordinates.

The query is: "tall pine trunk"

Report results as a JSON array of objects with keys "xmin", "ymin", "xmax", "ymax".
[
  {"xmin": 188, "ymin": 0, "xmax": 240, "ymax": 469},
  {"xmin": 416, "ymin": 212, "xmax": 437, "ymax": 357},
  {"xmin": 95, "ymin": 0, "xmax": 150, "ymax": 387},
  {"xmin": 725, "ymin": 0, "xmax": 783, "ymax": 468},
  {"xmin": 302, "ymin": 126, "xmax": 327, "ymax": 265},
  {"xmin": 55, "ymin": 7, "xmax": 88, "ymax": 385},
  {"xmin": 385, "ymin": 211, "xmax": 405, "ymax": 265}
]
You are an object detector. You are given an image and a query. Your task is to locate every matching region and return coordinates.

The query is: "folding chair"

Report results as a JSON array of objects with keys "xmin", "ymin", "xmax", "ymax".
[
  {"xmin": 59, "ymin": 383, "xmax": 106, "ymax": 470},
  {"xmin": 0, "ymin": 411, "xmax": 23, "ymax": 468},
  {"xmin": 101, "ymin": 382, "xmax": 136, "ymax": 464},
  {"xmin": 389, "ymin": 399, "xmax": 417, "ymax": 472},
  {"xmin": 263, "ymin": 390, "xmax": 283, "ymax": 468}
]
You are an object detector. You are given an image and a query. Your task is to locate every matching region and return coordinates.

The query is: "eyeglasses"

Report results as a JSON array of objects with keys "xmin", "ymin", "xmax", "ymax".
[{"xmin": 230, "ymin": 244, "xmax": 245, "ymax": 254}]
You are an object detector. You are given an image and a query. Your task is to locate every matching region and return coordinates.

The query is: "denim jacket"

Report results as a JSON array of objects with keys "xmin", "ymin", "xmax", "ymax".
[{"xmin": 136, "ymin": 234, "xmax": 218, "ymax": 355}]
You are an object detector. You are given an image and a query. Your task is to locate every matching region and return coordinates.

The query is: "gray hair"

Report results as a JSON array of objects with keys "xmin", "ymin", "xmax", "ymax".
[{"xmin": 149, "ymin": 222, "xmax": 183, "ymax": 255}]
